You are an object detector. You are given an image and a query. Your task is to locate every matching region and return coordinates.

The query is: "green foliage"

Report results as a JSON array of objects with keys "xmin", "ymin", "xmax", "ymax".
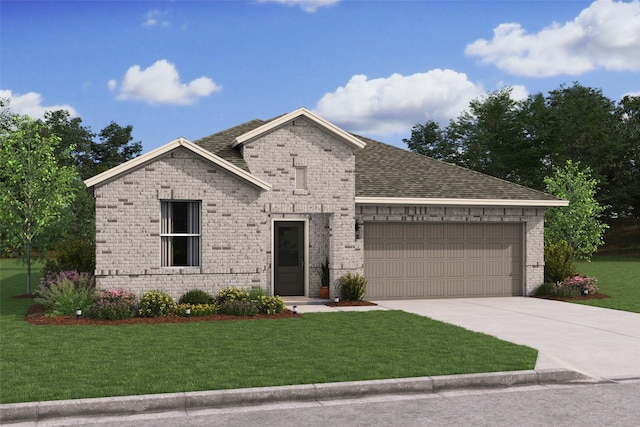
[
  {"xmin": 254, "ymin": 295, "xmax": 286, "ymax": 315},
  {"xmin": 176, "ymin": 303, "xmax": 218, "ymax": 316},
  {"xmin": 544, "ymin": 239, "xmax": 577, "ymax": 283},
  {"xmin": 139, "ymin": 290, "xmax": 177, "ymax": 317},
  {"xmin": 35, "ymin": 275, "xmax": 95, "ymax": 316},
  {"xmin": 0, "ymin": 114, "xmax": 79, "ymax": 293},
  {"xmin": 45, "ymin": 238, "xmax": 96, "ymax": 274},
  {"xmin": 544, "ymin": 160, "xmax": 609, "ymax": 260},
  {"xmin": 178, "ymin": 289, "xmax": 214, "ymax": 305},
  {"xmin": 317, "ymin": 258, "xmax": 330, "ymax": 287},
  {"xmin": 338, "ymin": 272, "xmax": 367, "ymax": 301},
  {"xmin": 214, "ymin": 287, "xmax": 250, "ymax": 305},
  {"xmin": 534, "ymin": 282, "xmax": 556, "ymax": 296},
  {"xmin": 248, "ymin": 286, "xmax": 267, "ymax": 300},
  {"xmin": 218, "ymin": 300, "xmax": 259, "ymax": 316},
  {"xmin": 88, "ymin": 288, "xmax": 138, "ymax": 320}
]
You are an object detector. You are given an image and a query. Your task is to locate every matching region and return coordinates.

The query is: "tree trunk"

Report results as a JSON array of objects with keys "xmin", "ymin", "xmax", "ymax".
[{"xmin": 26, "ymin": 241, "xmax": 31, "ymax": 294}]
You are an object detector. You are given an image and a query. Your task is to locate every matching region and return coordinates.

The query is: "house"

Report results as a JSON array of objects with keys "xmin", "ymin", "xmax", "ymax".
[{"xmin": 84, "ymin": 107, "xmax": 567, "ymax": 300}]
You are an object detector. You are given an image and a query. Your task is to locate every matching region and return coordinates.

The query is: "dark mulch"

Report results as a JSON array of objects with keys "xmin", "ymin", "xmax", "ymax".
[
  {"xmin": 24, "ymin": 304, "xmax": 298, "ymax": 326},
  {"xmin": 534, "ymin": 293, "xmax": 611, "ymax": 302},
  {"xmin": 13, "ymin": 293, "xmax": 37, "ymax": 299},
  {"xmin": 326, "ymin": 300, "xmax": 377, "ymax": 307}
]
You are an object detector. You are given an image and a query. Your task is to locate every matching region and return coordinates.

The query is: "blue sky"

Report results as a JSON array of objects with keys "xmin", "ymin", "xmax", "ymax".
[{"xmin": 2, "ymin": 0, "xmax": 639, "ymax": 152}]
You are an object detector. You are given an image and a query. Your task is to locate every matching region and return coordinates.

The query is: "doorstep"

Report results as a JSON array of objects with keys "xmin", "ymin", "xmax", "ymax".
[{"xmin": 280, "ymin": 297, "xmax": 330, "ymax": 306}]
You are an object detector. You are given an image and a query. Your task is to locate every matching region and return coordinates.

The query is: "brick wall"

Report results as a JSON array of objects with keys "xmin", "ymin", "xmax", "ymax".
[{"xmin": 356, "ymin": 205, "xmax": 546, "ymax": 295}]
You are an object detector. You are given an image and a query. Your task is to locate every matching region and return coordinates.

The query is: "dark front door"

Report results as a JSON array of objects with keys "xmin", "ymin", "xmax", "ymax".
[{"xmin": 274, "ymin": 221, "xmax": 305, "ymax": 296}]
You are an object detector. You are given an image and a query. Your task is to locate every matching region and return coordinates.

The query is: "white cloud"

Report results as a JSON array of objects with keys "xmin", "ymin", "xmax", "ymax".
[
  {"xmin": 258, "ymin": 0, "xmax": 340, "ymax": 13},
  {"xmin": 110, "ymin": 60, "xmax": 221, "ymax": 105},
  {"xmin": 0, "ymin": 89, "xmax": 78, "ymax": 118},
  {"xmin": 143, "ymin": 9, "xmax": 170, "ymax": 27},
  {"xmin": 313, "ymin": 70, "xmax": 487, "ymax": 136},
  {"xmin": 465, "ymin": 0, "xmax": 640, "ymax": 77}
]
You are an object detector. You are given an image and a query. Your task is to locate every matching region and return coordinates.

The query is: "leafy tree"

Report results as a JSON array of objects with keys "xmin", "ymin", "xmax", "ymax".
[
  {"xmin": 0, "ymin": 115, "xmax": 79, "ymax": 293},
  {"xmin": 544, "ymin": 160, "xmax": 608, "ymax": 260}
]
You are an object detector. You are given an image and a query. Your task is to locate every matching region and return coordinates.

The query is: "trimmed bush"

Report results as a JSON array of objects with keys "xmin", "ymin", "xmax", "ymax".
[
  {"xmin": 534, "ymin": 282, "xmax": 556, "ymax": 296},
  {"xmin": 338, "ymin": 272, "xmax": 367, "ymax": 301},
  {"xmin": 218, "ymin": 300, "xmax": 259, "ymax": 316},
  {"xmin": 35, "ymin": 274, "xmax": 95, "ymax": 316},
  {"xmin": 88, "ymin": 288, "xmax": 138, "ymax": 320},
  {"xmin": 214, "ymin": 287, "xmax": 249, "ymax": 305},
  {"xmin": 544, "ymin": 239, "xmax": 577, "ymax": 283},
  {"xmin": 179, "ymin": 289, "xmax": 214, "ymax": 305},
  {"xmin": 254, "ymin": 295, "xmax": 286, "ymax": 315},
  {"xmin": 139, "ymin": 290, "xmax": 177, "ymax": 317}
]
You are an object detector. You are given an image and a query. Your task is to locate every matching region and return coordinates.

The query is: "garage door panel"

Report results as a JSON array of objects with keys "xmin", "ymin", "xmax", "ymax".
[{"xmin": 364, "ymin": 222, "xmax": 523, "ymax": 298}]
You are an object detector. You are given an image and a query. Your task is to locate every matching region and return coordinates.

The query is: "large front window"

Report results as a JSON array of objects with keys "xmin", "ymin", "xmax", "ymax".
[{"xmin": 161, "ymin": 201, "xmax": 200, "ymax": 267}]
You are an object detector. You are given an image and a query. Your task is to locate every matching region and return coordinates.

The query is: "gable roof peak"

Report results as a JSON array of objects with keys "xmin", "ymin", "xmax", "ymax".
[{"xmin": 231, "ymin": 107, "xmax": 366, "ymax": 150}]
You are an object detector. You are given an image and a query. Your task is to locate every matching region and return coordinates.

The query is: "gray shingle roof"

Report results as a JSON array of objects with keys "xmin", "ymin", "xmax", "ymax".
[{"xmin": 195, "ymin": 116, "xmax": 559, "ymax": 202}]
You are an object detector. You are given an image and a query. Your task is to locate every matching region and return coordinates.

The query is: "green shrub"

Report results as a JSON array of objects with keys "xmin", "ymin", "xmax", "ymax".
[
  {"xmin": 534, "ymin": 282, "xmax": 556, "ymax": 296},
  {"xmin": 177, "ymin": 303, "xmax": 218, "ymax": 316},
  {"xmin": 338, "ymin": 272, "xmax": 367, "ymax": 301},
  {"xmin": 254, "ymin": 295, "xmax": 286, "ymax": 315},
  {"xmin": 179, "ymin": 289, "xmax": 214, "ymax": 305},
  {"xmin": 46, "ymin": 239, "xmax": 96, "ymax": 274},
  {"xmin": 544, "ymin": 239, "xmax": 577, "ymax": 283},
  {"xmin": 35, "ymin": 275, "xmax": 95, "ymax": 316},
  {"xmin": 248, "ymin": 286, "xmax": 267, "ymax": 300},
  {"xmin": 139, "ymin": 290, "xmax": 177, "ymax": 317},
  {"xmin": 88, "ymin": 288, "xmax": 138, "ymax": 320},
  {"xmin": 218, "ymin": 300, "xmax": 259, "ymax": 316},
  {"xmin": 214, "ymin": 287, "xmax": 249, "ymax": 305}
]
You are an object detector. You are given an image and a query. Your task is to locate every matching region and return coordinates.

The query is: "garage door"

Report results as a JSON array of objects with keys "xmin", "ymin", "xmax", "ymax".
[{"xmin": 364, "ymin": 223, "xmax": 523, "ymax": 298}]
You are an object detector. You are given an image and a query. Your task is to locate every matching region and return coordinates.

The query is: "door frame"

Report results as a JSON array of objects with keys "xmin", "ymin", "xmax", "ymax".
[{"xmin": 271, "ymin": 218, "xmax": 309, "ymax": 296}]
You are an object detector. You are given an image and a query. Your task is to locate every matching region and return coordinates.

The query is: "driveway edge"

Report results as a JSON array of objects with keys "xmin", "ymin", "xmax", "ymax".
[{"xmin": 0, "ymin": 369, "xmax": 594, "ymax": 424}]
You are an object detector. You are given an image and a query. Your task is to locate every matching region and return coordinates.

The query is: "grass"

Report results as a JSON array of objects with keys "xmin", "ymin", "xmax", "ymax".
[
  {"xmin": 0, "ymin": 259, "xmax": 537, "ymax": 404},
  {"xmin": 574, "ymin": 256, "xmax": 640, "ymax": 313}
]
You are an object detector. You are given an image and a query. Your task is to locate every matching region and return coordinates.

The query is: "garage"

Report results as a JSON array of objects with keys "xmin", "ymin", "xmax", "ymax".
[{"xmin": 364, "ymin": 222, "xmax": 523, "ymax": 298}]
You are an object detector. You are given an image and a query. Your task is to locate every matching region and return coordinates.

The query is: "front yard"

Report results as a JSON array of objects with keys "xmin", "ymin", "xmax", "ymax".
[
  {"xmin": 574, "ymin": 257, "xmax": 640, "ymax": 313},
  {"xmin": 0, "ymin": 259, "xmax": 537, "ymax": 404}
]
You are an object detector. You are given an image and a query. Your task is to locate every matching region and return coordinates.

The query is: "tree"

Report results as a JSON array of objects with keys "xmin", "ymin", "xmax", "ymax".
[
  {"xmin": 0, "ymin": 115, "xmax": 79, "ymax": 293},
  {"xmin": 544, "ymin": 160, "xmax": 608, "ymax": 260}
]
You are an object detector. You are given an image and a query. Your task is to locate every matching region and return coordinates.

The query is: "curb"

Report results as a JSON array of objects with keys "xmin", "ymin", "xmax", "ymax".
[{"xmin": 0, "ymin": 369, "xmax": 593, "ymax": 424}]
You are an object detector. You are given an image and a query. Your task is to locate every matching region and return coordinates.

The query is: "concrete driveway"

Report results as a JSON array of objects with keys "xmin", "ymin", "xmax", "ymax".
[{"xmin": 375, "ymin": 297, "xmax": 640, "ymax": 381}]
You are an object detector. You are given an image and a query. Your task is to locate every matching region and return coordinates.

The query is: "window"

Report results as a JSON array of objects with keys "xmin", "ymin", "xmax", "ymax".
[
  {"xmin": 161, "ymin": 201, "xmax": 200, "ymax": 267},
  {"xmin": 295, "ymin": 167, "xmax": 307, "ymax": 191}
]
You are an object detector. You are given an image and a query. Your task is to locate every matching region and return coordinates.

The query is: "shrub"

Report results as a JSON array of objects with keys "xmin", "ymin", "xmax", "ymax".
[
  {"xmin": 254, "ymin": 295, "xmax": 286, "ymax": 315},
  {"xmin": 35, "ymin": 275, "xmax": 95, "ymax": 316},
  {"xmin": 218, "ymin": 300, "xmax": 259, "ymax": 316},
  {"xmin": 139, "ymin": 290, "xmax": 177, "ymax": 317},
  {"xmin": 558, "ymin": 275, "xmax": 598, "ymax": 297},
  {"xmin": 214, "ymin": 287, "xmax": 249, "ymax": 305},
  {"xmin": 248, "ymin": 286, "xmax": 267, "ymax": 300},
  {"xmin": 179, "ymin": 289, "xmax": 214, "ymax": 305},
  {"xmin": 39, "ymin": 270, "xmax": 94, "ymax": 291},
  {"xmin": 544, "ymin": 239, "xmax": 577, "ymax": 283},
  {"xmin": 88, "ymin": 288, "xmax": 138, "ymax": 320},
  {"xmin": 534, "ymin": 282, "xmax": 556, "ymax": 296},
  {"xmin": 338, "ymin": 272, "xmax": 367, "ymax": 301},
  {"xmin": 177, "ymin": 303, "xmax": 218, "ymax": 316}
]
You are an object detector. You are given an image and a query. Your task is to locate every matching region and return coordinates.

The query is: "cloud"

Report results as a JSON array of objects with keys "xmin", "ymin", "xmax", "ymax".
[
  {"xmin": 258, "ymin": 0, "xmax": 340, "ymax": 13},
  {"xmin": 109, "ymin": 60, "xmax": 221, "ymax": 105},
  {"xmin": 0, "ymin": 89, "xmax": 78, "ymax": 118},
  {"xmin": 143, "ymin": 9, "xmax": 170, "ymax": 27},
  {"xmin": 465, "ymin": 0, "xmax": 640, "ymax": 77},
  {"xmin": 313, "ymin": 70, "xmax": 487, "ymax": 136}
]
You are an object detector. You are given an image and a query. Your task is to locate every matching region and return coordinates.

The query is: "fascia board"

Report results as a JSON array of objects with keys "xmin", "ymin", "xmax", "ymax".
[
  {"xmin": 355, "ymin": 197, "xmax": 569, "ymax": 207},
  {"xmin": 232, "ymin": 107, "xmax": 366, "ymax": 149},
  {"xmin": 84, "ymin": 137, "xmax": 272, "ymax": 191}
]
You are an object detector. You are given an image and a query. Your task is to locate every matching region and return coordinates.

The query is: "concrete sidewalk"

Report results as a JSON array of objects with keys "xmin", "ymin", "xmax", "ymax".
[{"xmin": 374, "ymin": 297, "xmax": 640, "ymax": 380}]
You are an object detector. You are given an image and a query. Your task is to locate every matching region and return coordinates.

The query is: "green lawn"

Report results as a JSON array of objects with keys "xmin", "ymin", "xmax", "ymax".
[
  {"xmin": 575, "ymin": 257, "xmax": 640, "ymax": 313},
  {"xmin": 0, "ymin": 259, "xmax": 537, "ymax": 404}
]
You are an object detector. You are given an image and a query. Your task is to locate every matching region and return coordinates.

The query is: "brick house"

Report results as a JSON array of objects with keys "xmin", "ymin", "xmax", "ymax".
[{"xmin": 84, "ymin": 107, "xmax": 567, "ymax": 300}]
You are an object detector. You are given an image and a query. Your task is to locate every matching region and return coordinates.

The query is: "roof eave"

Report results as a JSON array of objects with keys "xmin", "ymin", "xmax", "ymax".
[
  {"xmin": 231, "ymin": 107, "xmax": 366, "ymax": 149},
  {"xmin": 355, "ymin": 197, "xmax": 569, "ymax": 207},
  {"xmin": 84, "ymin": 137, "xmax": 272, "ymax": 191}
]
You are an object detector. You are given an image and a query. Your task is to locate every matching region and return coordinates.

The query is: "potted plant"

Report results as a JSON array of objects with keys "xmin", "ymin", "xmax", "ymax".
[{"xmin": 318, "ymin": 258, "xmax": 330, "ymax": 299}]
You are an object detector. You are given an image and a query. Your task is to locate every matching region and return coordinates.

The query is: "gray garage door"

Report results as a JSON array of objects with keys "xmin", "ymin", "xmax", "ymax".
[{"xmin": 364, "ymin": 222, "xmax": 523, "ymax": 298}]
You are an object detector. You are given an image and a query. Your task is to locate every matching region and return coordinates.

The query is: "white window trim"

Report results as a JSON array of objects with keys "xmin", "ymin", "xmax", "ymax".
[{"xmin": 160, "ymin": 200, "xmax": 202, "ymax": 268}]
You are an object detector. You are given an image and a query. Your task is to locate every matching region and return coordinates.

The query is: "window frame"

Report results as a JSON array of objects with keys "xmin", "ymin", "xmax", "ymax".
[
  {"xmin": 295, "ymin": 166, "xmax": 307, "ymax": 191},
  {"xmin": 160, "ymin": 200, "xmax": 201, "ymax": 268}
]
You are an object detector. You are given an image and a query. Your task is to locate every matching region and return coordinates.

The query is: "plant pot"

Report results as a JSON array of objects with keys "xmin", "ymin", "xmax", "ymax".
[{"xmin": 319, "ymin": 287, "xmax": 329, "ymax": 299}]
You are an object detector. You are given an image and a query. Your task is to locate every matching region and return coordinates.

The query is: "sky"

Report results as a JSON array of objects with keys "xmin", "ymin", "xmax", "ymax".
[{"xmin": 2, "ymin": 0, "xmax": 640, "ymax": 153}]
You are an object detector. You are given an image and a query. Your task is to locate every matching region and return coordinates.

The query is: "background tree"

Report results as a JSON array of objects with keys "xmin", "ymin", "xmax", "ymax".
[
  {"xmin": 0, "ymin": 115, "xmax": 79, "ymax": 293},
  {"xmin": 544, "ymin": 160, "xmax": 608, "ymax": 260}
]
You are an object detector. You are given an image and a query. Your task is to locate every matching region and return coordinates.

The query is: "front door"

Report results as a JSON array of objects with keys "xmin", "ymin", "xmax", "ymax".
[{"xmin": 274, "ymin": 221, "xmax": 305, "ymax": 296}]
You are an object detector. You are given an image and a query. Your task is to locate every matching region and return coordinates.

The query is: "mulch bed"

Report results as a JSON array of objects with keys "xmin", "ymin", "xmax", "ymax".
[
  {"xmin": 23, "ymin": 303, "xmax": 298, "ymax": 326},
  {"xmin": 534, "ymin": 293, "xmax": 610, "ymax": 302},
  {"xmin": 325, "ymin": 300, "xmax": 377, "ymax": 307}
]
